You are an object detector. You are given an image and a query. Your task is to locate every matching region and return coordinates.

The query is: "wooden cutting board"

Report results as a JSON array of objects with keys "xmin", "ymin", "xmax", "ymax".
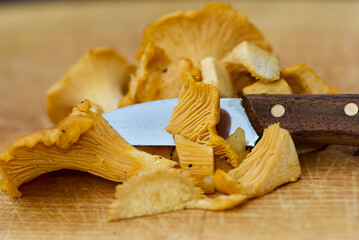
[{"xmin": 0, "ymin": 1, "xmax": 359, "ymax": 239}]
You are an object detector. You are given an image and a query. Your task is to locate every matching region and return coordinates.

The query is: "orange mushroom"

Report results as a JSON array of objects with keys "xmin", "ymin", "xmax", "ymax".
[
  {"xmin": 137, "ymin": 3, "xmax": 271, "ymax": 66},
  {"xmin": 282, "ymin": 63, "xmax": 341, "ymax": 94},
  {"xmin": 165, "ymin": 72, "xmax": 239, "ymax": 167},
  {"xmin": 0, "ymin": 100, "xmax": 177, "ymax": 197},
  {"xmin": 109, "ymin": 168, "xmax": 247, "ymax": 220},
  {"xmin": 47, "ymin": 48, "xmax": 135, "ymax": 123}
]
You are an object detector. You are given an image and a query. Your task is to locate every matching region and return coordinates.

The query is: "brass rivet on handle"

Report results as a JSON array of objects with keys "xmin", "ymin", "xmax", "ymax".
[
  {"xmin": 344, "ymin": 103, "xmax": 358, "ymax": 116},
  {"xmin": 271, "ymin": 104, "xmax": 285, "ymax": 118}
]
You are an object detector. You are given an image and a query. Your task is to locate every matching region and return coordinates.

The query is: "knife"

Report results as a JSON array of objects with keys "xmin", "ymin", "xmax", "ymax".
[{"xmin": 102, "ymin": 94, "xmax": 359, "ymax": 147}]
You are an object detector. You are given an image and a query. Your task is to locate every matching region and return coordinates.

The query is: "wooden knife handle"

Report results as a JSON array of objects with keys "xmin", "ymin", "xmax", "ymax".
[{"xmin": 242, "ymin": 94, "xmax": 359, "ymax": 147}]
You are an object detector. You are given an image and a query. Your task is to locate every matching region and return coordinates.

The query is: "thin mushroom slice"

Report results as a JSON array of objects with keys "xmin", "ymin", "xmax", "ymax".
[
  {"xmin": 225, "ymin": 127, "xmax": 250, "ymax": 163},
  {"xmin": 175, "ymin": 134, "xmax": 215, "ymax": 193},
  {"xmin": 165, "ymin": 72, "xmax": 239, "ymax": 167},
  {"xmin": 214, "ymin": 123, "xmax": 301, "ymax": 198},
  {"xmin": 282, "ymin": 63, "xmax": 341, "ymax": 94},
  {"xmin": 46, "ymin": 48, "xmax": 136, "ymax": 123},
  {"xmin": 0, "ymin": 100, "xmax": 177, "ymax": 197},
  {"xmin": 186, "ymin": 193, "xmax": 247, "ymax": 210},
  {"xmin": 136, "ymin": 3, "xmax": 271, "ymax": 66}
]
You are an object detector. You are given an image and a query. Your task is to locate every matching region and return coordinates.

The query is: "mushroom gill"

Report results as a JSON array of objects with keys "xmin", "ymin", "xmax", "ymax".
[
  {"xmin": 214, "ymin": 123, "xmax": 301, "ymax": 198},
  {"xmin": 0, "ymin": 100, "xmax": 177, "ymax": 197},
  {"xmin": 137, "ymin": 3, "xmax": 271, "ymax": 66},
  {"xmin": 175, "ymin": 134, "xmax": 214, "ymax": 193},
  {"xmin": 165, "ymin": 72, "xmax": 239, "ymax": 167}
]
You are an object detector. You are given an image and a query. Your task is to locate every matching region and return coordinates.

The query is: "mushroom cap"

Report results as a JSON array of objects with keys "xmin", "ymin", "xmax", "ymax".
[
  {"xmin": 125, "ymin": 43, "xmax": 200, "ymax": 104},
  {"xmin": 109, "ymin": 168, "xmax": 204, "ymax": 220},
  {"xmin": 136, "ymin": 3, "xmax": 271, "ymax": 66},
  {"xmin": 108, "ymin": 167, "xmax": 247, "ymax": 220},
  {"xmin": 46, "ymin": 48, "xmax": 136, "ymax": 123}
]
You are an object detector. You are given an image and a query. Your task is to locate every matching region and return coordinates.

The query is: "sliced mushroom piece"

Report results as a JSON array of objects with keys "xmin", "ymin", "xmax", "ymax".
[
  {"xmin": 225, "ymin": 127, "xmax": 250, "ymax": 163},
  {"xmin": 165, "ymin": 72, "xmax": 239, "ymax": 167},
  {"xmin": 175, "ymin": 134, "xmax": 214, "ymax": 193},
  {"xmin": 200, "ymin": 57, "xmax": 235, "ymax": 98},
  {"xmin": 222, "ymin": 41, "xmax": 281, "ymax": 82}
]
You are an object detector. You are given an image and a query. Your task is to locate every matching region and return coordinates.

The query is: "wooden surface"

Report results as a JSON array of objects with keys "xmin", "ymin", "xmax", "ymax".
[
  {"xmin": 242, "ymin": 94, "xmax": 359, "ymax": 147},
  {"xmin": 0, "ymin": 1, "xmax": 359, "ymax": 239}
]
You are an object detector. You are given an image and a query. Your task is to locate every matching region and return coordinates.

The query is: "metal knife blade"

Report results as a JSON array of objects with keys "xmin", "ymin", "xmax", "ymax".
[{"xmin": 102, "ymin": 98, "xmax": 259, "ymax": 147}]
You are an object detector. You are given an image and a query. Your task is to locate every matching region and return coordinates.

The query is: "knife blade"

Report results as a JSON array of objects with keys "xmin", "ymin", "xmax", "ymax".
[
  {"xmin": 103, "ymin": 98, "xmax": 259, "ymax": 147},
  {"xmin": 103, "ymin": 94, "xmax": 359, "ymax": 147}
]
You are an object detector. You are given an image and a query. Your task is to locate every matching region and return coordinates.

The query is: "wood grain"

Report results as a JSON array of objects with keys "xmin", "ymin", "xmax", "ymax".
[
  {"xmin": 242, "ymin": 94, "xmax": 359, "ymax": 146},
  {"xmin": 0, "ymin": 1, "xmax": 359, "ymax": 240}
]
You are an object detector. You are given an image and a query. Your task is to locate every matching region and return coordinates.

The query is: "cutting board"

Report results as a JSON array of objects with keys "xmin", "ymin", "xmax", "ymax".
[{"xmin": 0, "ymin": 1, "xmax": 359, "ymax": 239}]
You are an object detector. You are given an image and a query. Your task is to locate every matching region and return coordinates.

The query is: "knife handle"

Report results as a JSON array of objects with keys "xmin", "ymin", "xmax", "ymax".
[{"xmin": 242, "ymin": 94, "xmax": 359, "ymax": 147}]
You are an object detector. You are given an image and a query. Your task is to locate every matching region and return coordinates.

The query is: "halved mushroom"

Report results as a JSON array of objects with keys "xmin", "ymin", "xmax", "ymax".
[
  {"xmin": 175, "ymin": 134, "xmax": 214, "ymax": 193},
  {"xmin": 200, "ymin": 57, "xmax": 235, "ymax": 98},
  {"xmin": 136, "ymin": 3, "xmax": 271, "ymax": 66},
  {"xmin": 214, "ymin": 123, "xmax": 301, "ymax": 198},
  {"xmin": 165, "ymin": 72, "xmax": 239, "ymax": 167},
  {"xmin": 0, "ymin": 100, "xmax": 177, "ymax": 197},
  {"xmin": 120, "ymin": 43, "xmax": 200, "ymax": 106},
  {"xmin": 282, "ymin": 63, "xmax": 341, "ymax": 94},
  {"xmin": 47, "ymin": 48, "xmax": 136, "ymax": 123},
  {"xmin": 222, "ymin": 41, "xmax": 281, "ymax": 82},
  {"xmin": 242, "ymin": 78, "xmax": 292, "ymax": 94},
  {"xmin": 109, "ymin": 168, "xmax": 247, "ymax": 220}
]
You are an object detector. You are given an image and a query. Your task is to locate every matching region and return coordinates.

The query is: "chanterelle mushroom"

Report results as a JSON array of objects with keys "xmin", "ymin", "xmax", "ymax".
[
  {"xmin": 175, "ymin": 134, "xmax": 214, "ymax": 193},
  {"xmin": 165, "ymin": 72, "xmax": 239, "ymax": 167},
  {"xmin": 282, "ymin": 63, "xmax": 341, "ymax": 94},
  {"xmin": 214, "ymin": 123, "xmax": 301, "ymax": 198},
  {"xmin": 109, "ymin": 168, "xmax": 247, "ymax": 220},
  {"xmin": 119, "ymin": 42, "xmax": 200, "ymax": 107},
  {"xmin": 136, "ymin": 3, "xmax": 271, "ymax": 66},
  {"xmin": 47, "ymin": 48, "xmax": 136, "ymax": 123},
  {"xmin": 0, "ymin": 100, "xmax": 177, "ymax": 197}
]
